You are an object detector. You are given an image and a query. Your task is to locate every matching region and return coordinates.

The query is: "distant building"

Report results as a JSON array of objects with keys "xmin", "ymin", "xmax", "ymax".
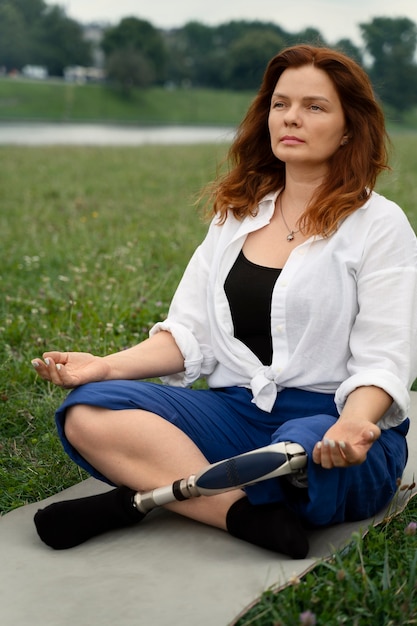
[
  {"xmin": 63, "ymin": 65, "xmax": 106, "ymax": 83},
  {"xmin": 82, "ymin": 22, "xmax": 107, "ymax": 69},
  {"xmin": 22, "ymin": 65, "xmax": 48, "ymax": 80}
]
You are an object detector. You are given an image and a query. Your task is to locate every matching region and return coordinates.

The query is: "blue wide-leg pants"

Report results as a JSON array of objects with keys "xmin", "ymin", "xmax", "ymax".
[{"xmin": 55, "ymin": 381, "xmax": 409, "ymax": 528}]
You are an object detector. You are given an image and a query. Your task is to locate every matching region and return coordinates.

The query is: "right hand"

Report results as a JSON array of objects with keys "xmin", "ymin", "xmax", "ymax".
[{"xmin": 31, "ymin": 351, "xmax": 109, "ymax": 388}]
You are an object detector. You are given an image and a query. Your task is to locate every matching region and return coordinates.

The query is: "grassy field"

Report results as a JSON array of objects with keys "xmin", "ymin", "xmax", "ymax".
[
  {"xmin": 0, "ymin": 142, "xmax": 221, "ymax": 511},
  {"xmin": 235, "ymin": 493, "xmax": 417, "ymax": 625},
  {"xmin": 0, "ymin": 78, "xmax": 254, "ymax": 125},
  {"xmin": 1, "ymin": 77, "xmax": 417, "ymax": 131},
  {"xmin": 1, "ymin": 136, "xmax": 416, "ymax": 623}
]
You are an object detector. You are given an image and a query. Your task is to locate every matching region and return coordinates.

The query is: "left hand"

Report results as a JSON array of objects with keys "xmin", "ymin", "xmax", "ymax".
[{"xmin": 312, "ymin": 417, "xmax": 381, "ymax": 468}]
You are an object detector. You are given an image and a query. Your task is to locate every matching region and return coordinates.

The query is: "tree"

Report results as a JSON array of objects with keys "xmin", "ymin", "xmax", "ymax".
[
  {"xmin": 106, "ymin": 47, "xmax": 155, "ymax": 93},
  {"xmin": 32, "ymin": 6, "xmax": 92, "ymax": 75},
  {"xmin": 216, "ymin": 20, "xmax": 288, "ymax": 48},
  {"xmin": 225, "ymin": 29, "xmax": 285, "ymax": 90},
  {"xmin": 333, "ymin": 39, "xmax": 363, "ymax": 66},
  {"xmin": 162, "ymin": 21, "xmax": 227, "ymax": 87},
  {"xmin": 0, "ymin": 0, "xmax": 45, "ymax": 23},
  {"xmin": 0, "ymin": 0, "xmax": 48, "ymax": 71},
  {"xmin": 176, "ymin": 21, "xmax": 221, "ymax": 87},
  {"xmin": 0, "ymin": 2, "xmax": 29, "ymax": 70},
  {"xmin": 293, "ymin": 27, "xmax": 326, "ymax": 46},
  {"xmin": 164, "ymin": 20, "xmax": 290, "ymax": 89},
  {"xmin": 360, "ymin": 17, "xmax": 417, "ymax": 111},
  {"xmin": 102, "ymin": 17, "xmax": 167, "ymax": 87},
  {"xmin": 0, "ymin": 1, "xmax": 91, "ymax": 75}
]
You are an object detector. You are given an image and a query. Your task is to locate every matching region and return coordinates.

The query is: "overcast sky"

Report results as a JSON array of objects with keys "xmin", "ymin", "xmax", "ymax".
[{"xmin": 48, "ymin": 0, "xmax": 417, "ymax": 46}]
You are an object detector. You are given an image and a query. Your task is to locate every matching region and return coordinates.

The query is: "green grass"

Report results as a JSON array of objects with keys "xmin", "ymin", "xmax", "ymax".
[
  {"xmin": 234, "ymin": 492, "xmax": 417, "ymax": 625},
  {"xmin": 377, "ymin": 133, "xmax": 417, "ymax": 229},
  {"xmin": 0, "ymin": 143, "xmax": 221, "ymax": 511},
  {"xmin": 0, "ymin": 78, "xmax": 254, "ymax": 124},
  {"xmin": 1, "ymin": 77, "xmax": 416, "ymax": 131},
  {"xmin": 0, "ymin": 137, "xmax": 416, "ymax": 623}
]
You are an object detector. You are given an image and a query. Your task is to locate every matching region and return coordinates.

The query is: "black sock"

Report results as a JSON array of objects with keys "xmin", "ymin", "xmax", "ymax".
[
  {"xmin": 226, "ymin": 496, "xmax": 309, "ymax": 559},
  {"xmin": 34, "ymin": 486, "xmax": 145, "ymax": 550}
]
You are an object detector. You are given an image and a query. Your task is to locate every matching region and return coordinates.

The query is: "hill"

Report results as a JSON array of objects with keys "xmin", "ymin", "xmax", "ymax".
[{"xmin": 0, "ymin": 78, "xmax": 254, "ymax": 126}]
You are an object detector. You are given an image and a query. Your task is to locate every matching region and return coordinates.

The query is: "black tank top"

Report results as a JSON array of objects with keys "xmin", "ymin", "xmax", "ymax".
[{"xmin": 224, "ymin": 250, "xmax": 282, "ymax": 365}]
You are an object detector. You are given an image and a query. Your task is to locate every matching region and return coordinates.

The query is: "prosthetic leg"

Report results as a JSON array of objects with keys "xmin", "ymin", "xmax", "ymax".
[
  {"xmin": 34, "ymin": 441, "xmax": 309, "ymax": 555},
  {"xmin": 134, "ymin": 441, "xmax": 307, "ymax": 513}
]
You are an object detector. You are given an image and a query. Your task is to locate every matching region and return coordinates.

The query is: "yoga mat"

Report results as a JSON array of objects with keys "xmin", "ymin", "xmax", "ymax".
[{"xmin": 1, "ymin": 393, "xmax": 416, "ymax": 626}]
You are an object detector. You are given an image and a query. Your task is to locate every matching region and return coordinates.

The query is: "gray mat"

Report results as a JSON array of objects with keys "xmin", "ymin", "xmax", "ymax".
[{"xmin": 1, "ymin": 394, "xmax": 416, "ymax": 626}]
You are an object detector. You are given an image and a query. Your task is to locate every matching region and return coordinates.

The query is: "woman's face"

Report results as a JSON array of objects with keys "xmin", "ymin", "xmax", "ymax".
[{"xmin": 268, "ymin": 64, "xmax": 347, "ymax": 176}]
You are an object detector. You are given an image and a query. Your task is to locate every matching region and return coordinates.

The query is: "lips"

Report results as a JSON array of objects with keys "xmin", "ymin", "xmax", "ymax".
[{"xmin": 280, "ymin": 136, "xmax": 305, "ymax": 144}]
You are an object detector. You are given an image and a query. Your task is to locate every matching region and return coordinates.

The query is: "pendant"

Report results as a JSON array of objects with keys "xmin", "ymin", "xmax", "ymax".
[{"xmin": 286, "ymin": 232, "xmax": 295, "ymax": 242}]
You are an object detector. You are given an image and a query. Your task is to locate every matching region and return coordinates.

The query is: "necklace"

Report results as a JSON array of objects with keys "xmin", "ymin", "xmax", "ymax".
[{"xmin": 279, "ymin": 194, "xmax": 300, "ymax": 242}]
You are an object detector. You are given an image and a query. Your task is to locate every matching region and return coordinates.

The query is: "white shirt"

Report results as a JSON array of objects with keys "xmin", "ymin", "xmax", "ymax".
[{"xmin": 151, "ymin": 190, "xmax": 417, "ymax": 429}]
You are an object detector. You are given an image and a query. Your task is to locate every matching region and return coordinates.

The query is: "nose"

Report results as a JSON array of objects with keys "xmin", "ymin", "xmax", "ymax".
[{"xmin": 284, "ymin": 105, "xmax": 301, "ymax": 126}]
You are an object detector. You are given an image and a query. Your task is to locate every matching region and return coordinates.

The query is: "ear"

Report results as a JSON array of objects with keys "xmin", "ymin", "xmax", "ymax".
[{"xmin": 340, "ymin": 127, "xmax": 350, "ymax": 146}]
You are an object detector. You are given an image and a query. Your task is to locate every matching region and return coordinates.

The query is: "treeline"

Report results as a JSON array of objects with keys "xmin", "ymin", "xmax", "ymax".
[
  {"xmin": 0, "ymin": 0, "xmax": 90, "ymax": 76},
  {"xmin": 1, "ymin": 0, "xmax": 417, "ymax": 112}
]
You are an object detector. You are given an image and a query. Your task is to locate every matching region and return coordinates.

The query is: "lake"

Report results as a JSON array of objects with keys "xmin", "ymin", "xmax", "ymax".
[{"xmin": 0, "ymin": 123, "xmax": 235, "ymax": 146}]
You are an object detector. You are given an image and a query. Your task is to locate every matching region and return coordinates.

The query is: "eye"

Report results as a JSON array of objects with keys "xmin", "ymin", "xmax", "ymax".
[
  {"xmin": 272, "ymin": 100, "xmax": 285, "ymax": 109},
  {"xmin": 309, "ymin": 104, "xmax": 323, "ymax": 112}
]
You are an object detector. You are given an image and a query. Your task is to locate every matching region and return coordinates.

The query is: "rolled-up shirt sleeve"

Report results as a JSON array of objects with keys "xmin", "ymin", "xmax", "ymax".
[
  {"xmin": 335, "ymin": 205, "xmax": 417, "ymax": 429},
  {"xmin": 149, "ymin": 224, "xmax": 219, "ymax": 386}
]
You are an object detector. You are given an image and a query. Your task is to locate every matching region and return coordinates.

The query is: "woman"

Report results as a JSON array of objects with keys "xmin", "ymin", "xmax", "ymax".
[{"xmin": 32, "ymin": 45, "xmax": 417, "ymax": 558}]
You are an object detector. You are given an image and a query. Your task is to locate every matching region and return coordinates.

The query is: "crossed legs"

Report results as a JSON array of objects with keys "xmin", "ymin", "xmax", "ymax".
[
  {"xmin": 64, "ymin": 404, "xmax": 243, "ymax": 528},
  {"xmin": 34, "ymin": 404, "xmax": 309, "ymax": 557}
]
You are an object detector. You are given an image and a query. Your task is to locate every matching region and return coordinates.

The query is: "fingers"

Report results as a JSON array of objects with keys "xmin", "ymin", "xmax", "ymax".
[
  {"xmin": 43, "ymin": 351, "xmax": 69, "ymax": 365},
  {"xmin": 313, "ymin": 438, "xmax": 349, "ymax": 468},
  {"xmin": 368, "ymin": 424, "xmax": 381, "ymax": 442},
  {"xmin": 313, "ymin": 430, "xmax": 380, "ymax": 468},
  {"xmin": 31, "ymin": 355, "xmax": 67, "ymax": 386},
  {"xmin": 312, "ymin": 417, "xmax": 382, "ymax": 469}
]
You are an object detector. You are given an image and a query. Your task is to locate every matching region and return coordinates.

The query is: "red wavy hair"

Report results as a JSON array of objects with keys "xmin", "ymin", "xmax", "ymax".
[{"xmin": 207, "ymin": 44, "xmax": 389, "ymax": 235}]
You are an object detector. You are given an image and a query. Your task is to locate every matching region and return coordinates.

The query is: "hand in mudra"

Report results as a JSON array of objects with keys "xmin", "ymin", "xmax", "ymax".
[
  {"xmin": 312, "ymin": 417, "xmax": 381, "ymax": 469},
  {"xmin": 31, "ymin": 351, "xmax": 109, "ymax": 388}
]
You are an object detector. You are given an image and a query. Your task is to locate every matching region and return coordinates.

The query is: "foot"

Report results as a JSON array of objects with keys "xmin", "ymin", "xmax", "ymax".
[
  {"xmin": 226, "ymin": 496, "xmax": 309, "ymax": 559},
  {"xmin": 34, "ymin": 486, "xmax": 145, "ymax": 549}
]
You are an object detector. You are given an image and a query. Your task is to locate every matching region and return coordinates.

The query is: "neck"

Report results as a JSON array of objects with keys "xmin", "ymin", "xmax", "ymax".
[{"xmin": 283, "ymin": 165, "xmax": 327, "ymax": 207}]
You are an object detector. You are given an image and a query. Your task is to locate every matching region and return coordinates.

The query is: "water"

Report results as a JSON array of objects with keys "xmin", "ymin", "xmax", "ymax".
[{"xmin": 0, "ymin": 123, "xmax": 235, "ymax": 146}]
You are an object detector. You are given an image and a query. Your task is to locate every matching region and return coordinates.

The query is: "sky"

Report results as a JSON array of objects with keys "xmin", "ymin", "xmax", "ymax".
[{"xmin": 48, "ymin": 0, "xmax": 417, "ymax": 46}]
